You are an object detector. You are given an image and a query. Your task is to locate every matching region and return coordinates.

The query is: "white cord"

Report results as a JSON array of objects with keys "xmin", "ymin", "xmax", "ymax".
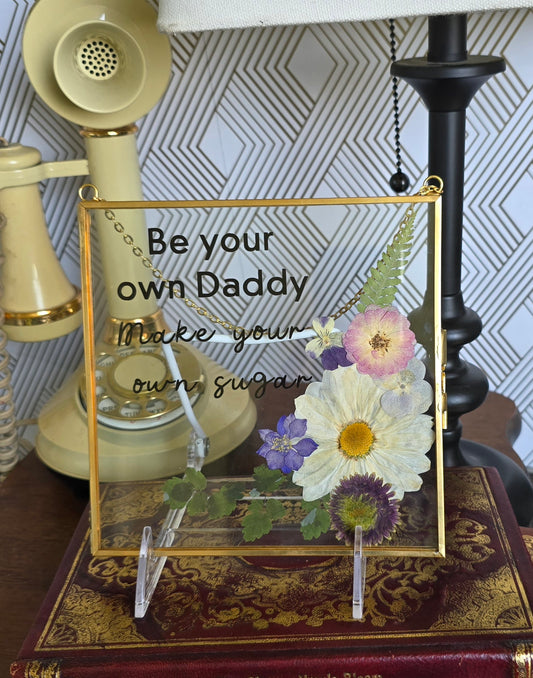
[
  {"xmin": 200, "ymin": 327, "xmax": 317, "ymax": 345},
  {"xmin": 161, "ymin": 340, "xmax": 206, "ymax": 439}
]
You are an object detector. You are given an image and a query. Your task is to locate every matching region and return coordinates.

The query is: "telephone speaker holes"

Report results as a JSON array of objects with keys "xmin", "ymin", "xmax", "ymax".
[{"xmin": 76, "ymin": 36, "xmax": 120, "ymax": 81}]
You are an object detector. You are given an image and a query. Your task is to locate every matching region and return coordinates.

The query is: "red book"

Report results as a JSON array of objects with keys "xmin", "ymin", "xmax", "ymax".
[{"xmin": 11, "ymin": 467, "xmax": 533, "ymax": 678}]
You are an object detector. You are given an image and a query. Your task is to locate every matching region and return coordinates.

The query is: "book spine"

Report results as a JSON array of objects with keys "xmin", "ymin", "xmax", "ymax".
[{"xmin": 10, "ymin": 646, "xmax": 522, "ymax": 678}]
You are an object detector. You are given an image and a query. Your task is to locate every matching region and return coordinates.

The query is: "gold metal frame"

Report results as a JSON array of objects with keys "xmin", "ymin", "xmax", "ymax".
[{"xmin": 78, "ymin": 193, "xmax": 445, "ymax": 558}]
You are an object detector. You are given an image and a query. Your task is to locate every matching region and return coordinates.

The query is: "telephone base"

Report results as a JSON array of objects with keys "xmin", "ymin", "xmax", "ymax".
[{"xmin": 35, "ymin": 355, "xmax": 257, "ymax": 481}]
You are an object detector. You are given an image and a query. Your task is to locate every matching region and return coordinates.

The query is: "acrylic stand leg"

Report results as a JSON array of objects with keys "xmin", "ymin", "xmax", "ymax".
[
  {"xmin": 135, "ymin": 506, "xmax": 188, "ymax": 617},
  {"xmin": 352, "ymin": 525, "xmax": 367, "ymax": 620},
  {"xmin": 135, "ymin": 526, "xmax": 156, "ymax": 618},
  {"xmin": 134, "ymin": 432, "xmax": 208, "ymax": 618}
]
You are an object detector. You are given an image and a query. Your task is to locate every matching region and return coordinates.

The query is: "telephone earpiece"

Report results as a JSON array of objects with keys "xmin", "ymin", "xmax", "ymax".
[{"xmin": 22, "ymin": 0, "xmax": 171, "ymax": 129}]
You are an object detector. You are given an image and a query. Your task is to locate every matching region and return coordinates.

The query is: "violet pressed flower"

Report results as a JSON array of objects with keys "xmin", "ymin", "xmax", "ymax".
[
  {"xmin": 328, "ymin": 473, "xmax": 400, "ymax": 546},
  {"xmin": 257, "ymin": 414, "xmax": 318, "ymax": 474},
  {"xmin": 320, "ymin": 345, "xmax": 352, "ymax": 371}
]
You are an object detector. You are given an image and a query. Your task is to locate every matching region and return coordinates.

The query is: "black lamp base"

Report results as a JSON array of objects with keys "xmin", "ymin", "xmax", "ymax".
[{"xmin": 460, "ymin": 439, "xmax": 533, "ymax": 527}]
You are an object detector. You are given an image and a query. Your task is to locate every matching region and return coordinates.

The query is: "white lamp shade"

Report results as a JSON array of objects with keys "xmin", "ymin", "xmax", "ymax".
[{"xmin": 158, "ymin": 0, "xmax": 532, "ymax": 33}]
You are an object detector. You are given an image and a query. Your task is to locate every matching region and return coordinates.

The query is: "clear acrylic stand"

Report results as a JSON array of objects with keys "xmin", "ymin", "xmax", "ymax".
[
  {"xmin": 136, "ymin": 489, "xmax": 367, "ymax": 620},
  {"xmin": 352, "ymin": 525, "xmax": 367, "ymax": 619},
  {"xmin": 135, "ymin": 432, "xmax": 207, "ymax": 617}
]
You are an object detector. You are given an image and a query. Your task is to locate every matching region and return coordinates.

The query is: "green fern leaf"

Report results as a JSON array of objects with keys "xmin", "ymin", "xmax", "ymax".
[{"xmin": 356, "ymin": 209, "xmax": 416, "ymax": 312}]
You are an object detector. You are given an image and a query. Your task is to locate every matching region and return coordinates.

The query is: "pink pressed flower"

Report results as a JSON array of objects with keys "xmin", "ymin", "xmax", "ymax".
[{"xmin": 343, "ymin": 305, "xmax": 416, "ymax": 378}]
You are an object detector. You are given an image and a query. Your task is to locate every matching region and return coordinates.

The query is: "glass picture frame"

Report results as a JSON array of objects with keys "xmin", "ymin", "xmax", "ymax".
[{"xmin": 77, "ymin": 182, "xmax": 445, "ymax": 561}]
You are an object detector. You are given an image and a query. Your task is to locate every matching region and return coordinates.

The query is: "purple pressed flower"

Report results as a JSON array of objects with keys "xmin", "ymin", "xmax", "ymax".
[
  {"xmin": 257, "ymin": 414, "xmax": 318, "ymax": 474},
  {"xmin": 320, "ymin": 344, "xmax": 352, "ymax": 370},
  {"xmin": 328, "ymin": 473, "xmax": 400, "ymax": 546}
]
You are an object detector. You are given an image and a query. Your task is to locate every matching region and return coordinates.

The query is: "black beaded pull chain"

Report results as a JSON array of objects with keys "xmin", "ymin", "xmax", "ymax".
[{"xmin": 388, "ymin": 18, "xmax": 410, "ymax": 193}]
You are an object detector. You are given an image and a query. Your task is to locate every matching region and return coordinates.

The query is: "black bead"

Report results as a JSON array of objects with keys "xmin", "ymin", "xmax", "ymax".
[{"xmin": 389, "ymin": 171, "xmax": 410, "ymax": 193}]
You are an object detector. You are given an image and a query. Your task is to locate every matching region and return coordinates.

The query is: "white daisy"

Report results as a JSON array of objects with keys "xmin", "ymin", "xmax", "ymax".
[{"xmin": 292, "ymin": 365, "xmax": 434, "ymax": 501}]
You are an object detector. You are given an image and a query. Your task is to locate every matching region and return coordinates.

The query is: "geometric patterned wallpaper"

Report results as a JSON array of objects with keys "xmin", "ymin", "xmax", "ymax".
[{"xmin": 0, "ymin": 2, "xmax": 532, "ymax": 466}]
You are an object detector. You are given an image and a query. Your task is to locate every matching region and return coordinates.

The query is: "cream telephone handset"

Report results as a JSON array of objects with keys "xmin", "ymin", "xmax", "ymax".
[{"xmin": 15, "ymin": 0, "xmax": 255, "ymax": 480}]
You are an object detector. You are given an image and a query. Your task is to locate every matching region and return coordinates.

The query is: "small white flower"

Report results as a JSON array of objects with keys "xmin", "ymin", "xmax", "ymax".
[
  {"xmin": 378, "ymin": 357, "xmax": 434, "ymax": 418},
  {"xmin": 305, "ymin": 317, "xmax": 343, "ymax": 359}
]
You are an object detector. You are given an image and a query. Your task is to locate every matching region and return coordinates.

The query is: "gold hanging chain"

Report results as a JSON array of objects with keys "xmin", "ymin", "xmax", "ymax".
[{"xmin": 79, "ymin": 176, "xmax": 443, "ymax": 334}]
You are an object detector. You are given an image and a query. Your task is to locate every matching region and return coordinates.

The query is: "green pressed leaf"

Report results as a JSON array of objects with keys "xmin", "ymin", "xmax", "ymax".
[
  {"xmin": 253, "ymin": 465, "xmax": 287, "ymax": 493},
  {"xmin": 356, "ymin": 209, "xmax": 416, "ymax": 312},
  {"xmin": 183, "ymin": 468, "xmax": 208, "ymax": 491},
  {"xmin": 265, "ymin": 498, "xmax": 286, "ymax": 521},
  {"xmin": 224, "ymin": 483, "xmax": 245, "ymax": 502},
  {"xmin": 187, "ymin": 490, "xmax": 208, "ymax": 515},
  {"xmin": 301, "ymin": 498, "xmax": 322, "ymax": 512},
  {"xmin": 301, "ymin": 494, "xmax": 329, "ymax": 512},
  {"xmin": 207, "ymin": 484, "xmax": 243, "ymax": 519},
  {"xmin": 207, "ymin": 491, "xmax": 232, "ymax": 518},
  {"xmin": 163, "ymin": 478, "xmax": 194, "ymax": 509},
  {"xmin": 162, "ymin": 476, "xmax": 179, "ymax": 497},
  {"xmin": 241, "ymin": 499, "xmax": 286, "ymax": 542},
  {"xmin": 242, "ymin": 502, "xmax": 273, "ymax": 542},
  {"xmin": 300, "ymin": 507, "xmax": 331, "ymax": 540}
]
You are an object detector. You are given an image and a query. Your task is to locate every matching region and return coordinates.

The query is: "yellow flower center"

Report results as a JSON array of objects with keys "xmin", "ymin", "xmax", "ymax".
[
  {"xmin": 369, "ymin": 331, "xmax": 391, "ymax": 356},
  {"xmin": 339, "ymin": 422, "xmax": 374, "ymax": 458},
  {"xmin": 272, "ymin": 434, "xmax": 292, "ymax": 453}
]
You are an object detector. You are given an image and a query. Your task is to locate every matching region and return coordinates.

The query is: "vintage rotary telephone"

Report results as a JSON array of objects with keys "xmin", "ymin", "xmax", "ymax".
[{"xmin": 0, "ymin": 0, "xmax": 255, "ymax": 480}]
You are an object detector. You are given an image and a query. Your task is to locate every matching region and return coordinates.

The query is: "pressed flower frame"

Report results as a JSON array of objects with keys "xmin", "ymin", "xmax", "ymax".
[{"xmin": 78, "ymin": 187, "xmax": 446, "ymax": 559}]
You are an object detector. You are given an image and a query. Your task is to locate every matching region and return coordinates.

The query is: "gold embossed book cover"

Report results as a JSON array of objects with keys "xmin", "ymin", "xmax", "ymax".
[{"xmin": 11, "ymin": 468, "xmax": 533, "ymax": 678}]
